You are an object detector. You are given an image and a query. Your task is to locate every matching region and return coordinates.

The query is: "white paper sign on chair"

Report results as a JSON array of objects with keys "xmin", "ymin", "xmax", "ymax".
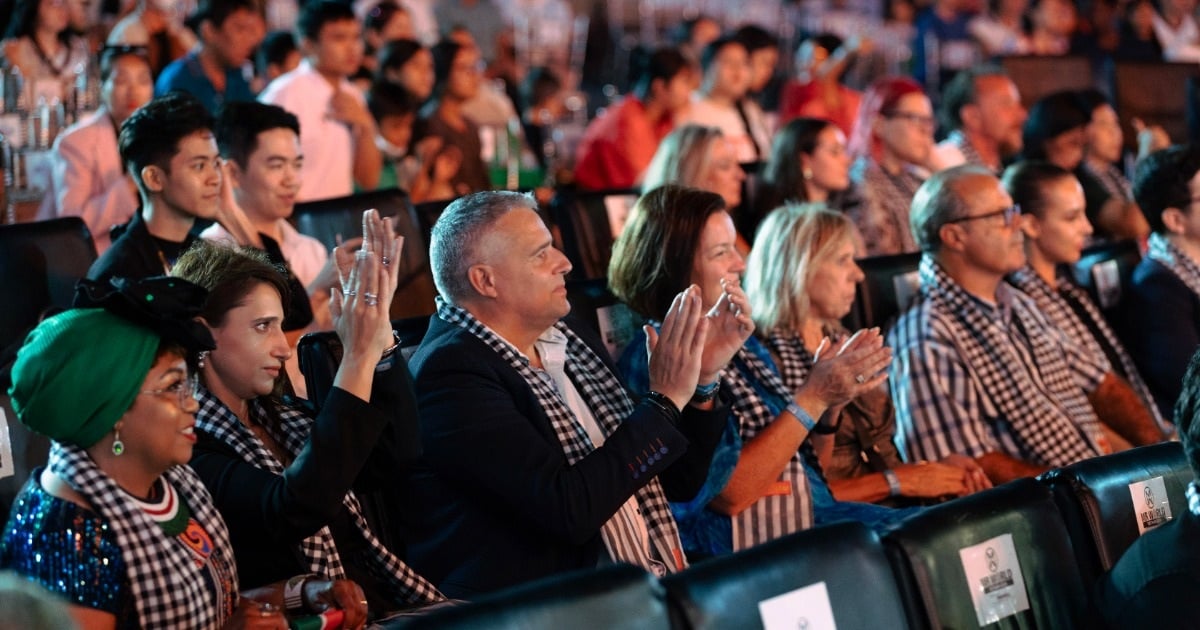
[
  {"xmin": 1128, "ymin": 476, "xmax": 1173, "ymax": 535},
  {"xmin": 958, "ymin": 533, "xmax": 1031, "ymax": 626},
  {"xmin": 757, "ymin": 581, "xmax": 837, "ymax": 630}
]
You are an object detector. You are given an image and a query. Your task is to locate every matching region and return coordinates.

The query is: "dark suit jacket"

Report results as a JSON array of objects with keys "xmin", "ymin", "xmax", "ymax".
[
  {"xmin": 1097, "ymin": 503, "xmax": 1200, "ymax": 629},
  {"xmin": 190, "ymin": 359, "xmax": 423, "ymax": 608},
  {"xmin": 399, "ymin": 315, "xmax": 726, "ymax": 599},
  {"xmin": 1120, "ymin": 257, "xmax": 1200, "ymax": 420}
]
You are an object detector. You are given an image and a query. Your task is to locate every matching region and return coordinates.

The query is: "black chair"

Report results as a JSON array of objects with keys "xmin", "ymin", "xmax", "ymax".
[
  {"xmin": 885, "ymin": 478, "xmax": 1094, "ymax": 629},
  {"xmin": 381, "ymin": 564, "xmax": 671, "ymax": 630},
  {"xmin": 1039, "ymin": 442, "xmax": 1191, "ymax": 588},
  {"xmin": 844, "ymin": 252, "xmax": 922, "ymax": 332},
  {"xmin": 291, "ymin": 188, "xmax": 437, "ymax": 319},
  {"xmin": 565, "ymin": 278, "xmax": 639, "ymax": 361},
  {"xmin": 297, "ymin": 315, "xmax": 431, "ymax": 412},
  {"xmin": 999, "ymin": 56, "xmax": 1098, "ymax": 110},
  {"xmin": 550, "ymin": 187, "xmax": 639, "ymax": 281},
  {"xmin": 413, "ymin": 197, "xmax": 456, "ymax": 246},
  {"xmin": 1113, "ymin": 61, "xmax": 1198, "ymax": 152},
  {"xmin": 1071, "ymin": 238, "xmax": 1141, "ymax": 317},
  {"xmin": 663, "ymin": 521, "xmax": 911, "ymax": 630}
]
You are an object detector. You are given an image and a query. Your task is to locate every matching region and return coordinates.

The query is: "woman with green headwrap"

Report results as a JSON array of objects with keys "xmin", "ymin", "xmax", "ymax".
[{"xmin": 0, "ymin": 276, "xmax": 298, "ymax": 629}]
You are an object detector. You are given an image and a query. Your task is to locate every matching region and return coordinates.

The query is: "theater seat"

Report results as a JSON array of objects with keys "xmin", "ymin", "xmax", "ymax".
[
  {"xmin": 565, "ymin": 279, "xmax": 639, "ymax": 361},
  {"xmin": 885, "ymin": 478, "xmax": 1093, "ymax": 629},
  {"xmin": 297, "ymin": 315, "xmax": 431, "ymax": 411},
  {"xmin": 1039, "ymin": 442, "xmax": 1191, "ymax": 587},
  {"xmin": 845, "ymin": 252, "xmax": 922, "ymax": 332},
  {"xmin": 383, "ymin": 564, "xmax": 671, "ymax": 630},
  {"xmin": 662, "ymin": 521, "xmax": 910, "ymax": 630},
  {"xmin": 1071, "ymin": 239, "xmax": 1140, "ymax": 318},
  {"xmin": 550, "ymin": 187, "xmax": 639, "ymax": 281}
]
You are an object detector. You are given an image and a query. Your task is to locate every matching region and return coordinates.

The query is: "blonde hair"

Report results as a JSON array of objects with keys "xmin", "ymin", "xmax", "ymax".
[
  {"xmin": 641, "ymin": 125, "xmax": 725, "ymax": 193},
  {"xmin": 745, "ymin": 203, "xmax": 859, "ymax": 332}
]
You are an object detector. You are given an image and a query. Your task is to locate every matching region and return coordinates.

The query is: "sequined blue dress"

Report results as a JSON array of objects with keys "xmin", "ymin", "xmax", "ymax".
[{"xmin": 1, "ymin": 469, "xmax": 137, "ymax": 628}]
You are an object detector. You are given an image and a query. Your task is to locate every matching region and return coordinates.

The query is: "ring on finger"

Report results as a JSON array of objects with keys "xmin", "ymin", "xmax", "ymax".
[
  {"xmin": 854, "ymin": 374, "xmax": 866, "ymax": 384},
  {"xmin": 364, "ymin": 292, "xmax": 379, "ymax": 306},
  {"xmin": 257, "ymin": 602, "xmax": 279, "ymax": 617},
  {"xmin": 381, "ymin": 255, "xmax": 390, "ymax": 267},
  {"xmin": 344, "ymin": 289, "xmax": 357, "ymax": 297}
]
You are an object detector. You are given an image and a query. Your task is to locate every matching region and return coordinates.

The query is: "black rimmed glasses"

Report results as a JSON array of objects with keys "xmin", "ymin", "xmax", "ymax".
[
  {"xmin": 946, "ymin": 204, "xmax": 1022, "ymax": 228},
  {"xmin": 141, "ymin": 373, "xmax": 200, "ymax": 407}
]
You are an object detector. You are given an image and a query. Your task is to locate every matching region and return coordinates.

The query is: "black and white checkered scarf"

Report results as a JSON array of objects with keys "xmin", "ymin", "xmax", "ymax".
[
  {"xmin": 919, "ymin": 255, "xmax": 1105, "ymax": 466},
  {"xmin": 719, "ymin": 343, "xmax": 814, "ymax": 551},
  {"xmin": 47, "ymin": 441, "xmax": 237, "ymax": 629},
  {"xmin": 947, "ymin": 130, "xmax": 996, "ymax": 174},
  {"xmin": 194, "ymin": 389, "xmax": 444, "ymax": 606},
  {"xmin": 436, "ymin": 298, "xmax": 686, "ymax": 573},
  {"xmin": 1007, "ymin": 266, "xmax": 1166, "ymax": 431},
  {"xmin": 1147, "ymin": 232, "xmax": 1200, "ymax": 297}
]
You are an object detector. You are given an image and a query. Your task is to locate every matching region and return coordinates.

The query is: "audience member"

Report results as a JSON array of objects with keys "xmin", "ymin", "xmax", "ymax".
[
  {"xmin": 177, "ymin": 226, "xmax": 445, "ymax": 617},
  {"xmin": 678, "ymin": 37, "xmax": 771, "ymax": 164},
  {"xmin": 256, "ymin": 30, "xmax": 300, "ymax": 85},
  {"xmin": 1027, "ymin": 0, "xmax": 1078, "ymax": 55},
  {"xmin": 642, "ymin": 125, "xmax": 748, "ymax": 250},
  {"xmin": 356, "ymin": 0, "xmax": 413, "ymax": 85},
  {"xmin": 376, "ymin": 38, "xmax": 434, "ymax": 102},
  {"xmin": 106, "ymin": 0, "xmax": 197, "ymax": 76},
  {"xmin": 1, "ymin": 0, "xmax": 89, "ymax": 100},
  {"xmin": 573, "ymin": 47, "xmax": 692, "ymax": 190},
  {"xmin": 87, "ymin": 92, "xmax": 222, "ymax": 283},
  {"xmin": 368, "ymin": 80, "xmax": 455, "ymax": 201},
  {"xmin": 778, "ymin": 33, "xmax": 865, "ymax": 137},
  {"xmin": 155, "ymin": 0, "xmax": 265, "ymax": 114},
  {"xmin": 411, "ymin": 39, "xmax": 490, "ymax": 195},
  {"xmin": 1075, "ymin": 88, "xmax": 1150, "ymax": 241},
  {"xmin": 1122, "ymin": 145, "xmax": 1200, "ymax": 419},
  {"xmin": 930, "ymin": 65, "xmax": 1027, "ymax": 174},
  {"xmin": 670, "ymin": 14, "xmax": 721, "ymax": 72},
  {"xmin": 1098, "ymin": 346, "xmax": 1200, "ymax": 626},
  {"xmin": 0, "ymin": 571, "xmax": 76, "ymax": 630},
  {"xmin": 746, "ymin": 203, "xmax": 990, "ymax": 507},
  {"xmin": 1115, "ymin": 0, "xmax": 1164, "ymax": 62},
  {"xmin": 1004, "ymin": 161, "xmax": 1168, "ymax": 438},
  {"xmin": 889, "ymin": 165, "xmax": 1163, "ymax": 484},
  {"xmin": 847, "ymin": 76, "xmax": 933, "ymax": 255},
  {"xmin": 749, "ymin": 117, "xmax": 854, "ymax": 238},
  {"xmin": 733, "ymin": 24, "xmax": 781, "ymax": 112},
  {"xmin": 911, "ymin": 0, "xmax": 979, "ymax": 91},
  {"xmin": 444, "ymin": 26, "xmax": 519, "ymax": 130},
  {"xmin": 519, "ymin": 66, "xmax": 565, "ymax": 171},
  {"xmin": 969, "ymin": 0, "xmax": 1032, "ymax": 57},
  {"xmin": 48, "ymin": 45, "xmax": 153, "ymax": 253},
  {"xmin": 613, "ymin": 185, "xmax": 903, "ymax": 558},
  {"xmin": 434, "ymin": 0, "xmax": 505, "ymax": 64},
  {"xmin": 0, "ymin": 276, "xmax": 362, "ymax": 628},
  {"xmin": 260, "ymin": 0, "xmax": 383, "ymax": 200},
  {"xmin": 396, "ymin": 191, "xmax": 729, "ymax": 597},
  {"xmin": 1151, "ymin": 0, "xmax": 1200, "ymax": 62},
  {"xmin": 1020, "ymin": 90, "xmax": 1089, "ymax": 170}
]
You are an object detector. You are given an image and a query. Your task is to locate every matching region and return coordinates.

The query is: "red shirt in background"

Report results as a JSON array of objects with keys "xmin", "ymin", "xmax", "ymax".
[{"xmin": 574, "ymin": 97, "xmax": 674, "ymax": 190}]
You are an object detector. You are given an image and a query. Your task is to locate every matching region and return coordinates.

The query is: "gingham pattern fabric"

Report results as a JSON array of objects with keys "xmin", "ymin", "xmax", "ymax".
[
  {"xmin": 889, "ymin": 255, "xmax": 1106, "ymax": 467},
  {"xmin": 1188, "ymin": 482, "xmax": 1200, "ymax": 517},
  {"xmin": 763, "ymin": 330, "xmax": 815, "ymax": 390},
  {"xmin": 47, "ymin": 442, "xmax": 237, "ymax": 629},
  {"xmin": 947, "ymin": 130, "xmax": 994, "ymax": 174},
  {"xmin": 849, "ymin": 158, "xmax": 924, "ymax": 255},
  {"xmin": 1007, "ymin": 266, "xmax": 1166, "ymax": 431},
  {"xmin": 1147, "ymin": 232, "xmax": 1200, "ymax": 297},
  {"xmin": 195, "ymin": 390, "xmax": 444, "ymax": 606},
  {"xmin": 436, "ymin": 298, "xmax": 686, "ymax": 573},
  {"xmin": 719, "ymin": 343, "xmax": 814, "ymax": 551},
  {"xmin": 1083, "ymin": 161, "xmax": 1133, "ymax": 202}
]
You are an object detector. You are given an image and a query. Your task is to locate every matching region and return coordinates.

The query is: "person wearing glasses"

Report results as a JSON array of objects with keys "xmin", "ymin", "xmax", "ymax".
[
  {"xmin": 887, "ymin": 165, "xmax": 1161, "ymax": 484},
  {"xmin": 847, "ymin": 76, "xmax": 935, "ymax": 256},
  {"xmin": 175, "ymin": 211, "xmax": 445, "ymax": 619},
  {"xmin": 0, "ymin": 276, "xmax": 361, "ymax": 629}
]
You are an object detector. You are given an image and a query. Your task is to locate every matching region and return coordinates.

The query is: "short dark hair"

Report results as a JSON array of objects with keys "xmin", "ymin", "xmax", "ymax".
[
  {"xmin": 430, "ymin": 39, "xmax": 464, "ymax": 96},
  {"xmin": 364, "ymin": 0, "xmax": 407, "ymax": 33},
  {"xmin": 257, "ymin": 30, "xmax": 297, "ymax": 74},
  {"xmin": 609, "ymin": 185, "xmax": 727, "ymax": 320},
  {"xmin": 1133, "ymin": 144, "xmax": 1200, "ymax": 234},
  {"xmin": 1000, "ymin": 160, "xmax": 1076, "ymax": 220},
  {"xmin": 632, "ymin": 47, "xmax": 689, "ymax": 101},
  {"xmin": 1021, "ymin": 90, "xmax": 1090, "ymax": 161},
  {"xmin": 762, "ymin": 117, "xmax": 838, "ymax": 204},
  {"xmin": 100, "ymin": 45, "xmax": 151, "ymax": 83},
  {"xmin": 1174, "ymin": 348, "xmax": 1200, "ymax": 478},
  {"xmin": 700, "ymin": 36, "xmax": 746, "ymax": 70},
  {"xmin": 377, "ymin": 38, "xmax": 424, "ymax": 83},
  {"xmin": 188, "ymin": 0, "xmax": 262, "ymax": 33},
  {"xmin": 1074, "ymin": 88, "xmax": 1112, "ymax": 115},
  {"xmin": 367, "ymin": 80, "xmax": 418, "ymax": 123},
  {"xmin": 298, "ymin": 0, "xmax": 356, "ymax": 41},
  {"xmin": 734, "ymin": 24, "xmax": 775, "ymax": 53},
  {"xmin": 119, "ymin": 92, "xmax": 215, "ymax": 184},
  {"xmin": 938, "ymin": 64, "xmax": 1009, "ymax": 132},
  {"xmin": 215, "ymin": 101, "xmax": 299, "ymax": 167},
  {"xmin": 520, "ymin": 66, "xmax": 561, "ymax": 111}
]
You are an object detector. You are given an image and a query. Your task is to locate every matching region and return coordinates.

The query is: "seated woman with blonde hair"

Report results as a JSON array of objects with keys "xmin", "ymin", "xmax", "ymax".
[{"xmin": 745, "ymin": 203, "xmax": 991, "ymax": 506}]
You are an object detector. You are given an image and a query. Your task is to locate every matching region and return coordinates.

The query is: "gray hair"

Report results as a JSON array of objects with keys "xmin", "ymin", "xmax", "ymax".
[
  {"xmin": 429, "ymin": 190, "xmax": 538, "ymax": 304},
  {"xmin": 910, "ymin": 164, "xmax": 992, "ymax": 251}
]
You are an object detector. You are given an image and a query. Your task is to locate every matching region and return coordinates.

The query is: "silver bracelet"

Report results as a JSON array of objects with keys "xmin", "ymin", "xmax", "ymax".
[{"xmin": 883, "ymin": 469, "xmax": 901, "ymax": 498}]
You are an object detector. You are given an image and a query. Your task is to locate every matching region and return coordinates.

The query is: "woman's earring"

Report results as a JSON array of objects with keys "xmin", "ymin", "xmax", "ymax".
[
  {"xmin": 802, "ymin": 168, "xmax": 814, "ymax": 181},
  {"xmin": 111, "ymin": 428, "xmax": 124, "ymax": 456},
  {"xmin": 197, "ymin": 350, "xmax": 209, "ymax": 369}
]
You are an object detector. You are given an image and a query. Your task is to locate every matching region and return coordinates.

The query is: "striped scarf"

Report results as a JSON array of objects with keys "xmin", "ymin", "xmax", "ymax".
[
  {"xmin": 436, "ymin": 298, "xmax": 686, "ymax": 573},
  {"xmin": 48, "ymin": 442, "xmax": 237, "ymax": 629},
  {"xmin": 1147, "ymin": 232, "xmax": 1200, "ymax": 297},
  {"xmin": 194, "ymin": 390, "xmax": 444, "ymax": 607}
]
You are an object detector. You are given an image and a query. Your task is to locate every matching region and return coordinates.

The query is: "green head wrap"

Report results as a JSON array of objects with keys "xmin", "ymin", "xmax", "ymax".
[{"xmin": 9, "ymin": 308, "xmax": 160, "ymax": 448}]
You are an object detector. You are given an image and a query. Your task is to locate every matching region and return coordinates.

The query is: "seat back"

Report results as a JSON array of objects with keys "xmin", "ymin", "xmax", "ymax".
[
  {"xmin": 565, "ymin": 278, "xmax": 639, "ymax": 361},
  {"xmin": 1039, "ymin": 442, "xmax": 1192, "ymax": 587},
  {"xmin": 384, "ymin": 564, "xmax": 671, "ymax": 630},
  {"xmin": 662, "ymin": 521, "xmax": 910, "ymax": 630},
  {"xmin": 0, "ymin": 392, "xmax": 49, "ymax": 517},
  {"xmin": 999, "ymin": 56, "xmax": 1097, "ymax": 110},
  {"xmin": 551, "ymin": 187, "xmax": 639, "ymax": 280},
  {"xmin": 845, "ymin": 252, "xmax": 922, "ymax": 332},
  {"xmin": 297, "ymin": 315, "xmax": 431, "ymax": 411},
  {"xmin": 413, "ymin": 197, "xmax": 455, "ymax": 246},
  {"xmin": 291, "ymin": 188, "xmax": 437, "ymax": 319},
  {"xmin": 1113, "ymin": 61, "xmax": 1198, "ymax": 152},
  {"xmin": 0, "ymin": 217, "xmax": 97, "ymax": 353},
  {"xmin": 884, "ymin": 478, "xmax": 1093, "ymax": 629},
  {"xmin": 1071, "ymin": 239, "xmax": 1141, "ymax": 317}
]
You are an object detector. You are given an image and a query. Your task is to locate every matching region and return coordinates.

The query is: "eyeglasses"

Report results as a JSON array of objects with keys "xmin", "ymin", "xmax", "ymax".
[
  {"xmin": 884, "ymin": 111, "xmax": 935, "ymax": 128},
  {"xmin": 141, "ymin": 373, "xmax": 200, "ymax": 407},
  {"xmin": 946, "ymin": 204, "xmax": 1023, "ymax": 227}
]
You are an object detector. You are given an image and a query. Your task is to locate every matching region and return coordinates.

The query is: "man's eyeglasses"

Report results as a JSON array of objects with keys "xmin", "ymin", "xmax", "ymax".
[
  {"xmin": 946, "ymin": 204, "xmax": 1022, "ymax": 227},
  {"xmin": 884, "ymin": 111, "xmax": 935, "ymax": 128},
  {"xmin": 142, "ymin": 374, "xmax": 200, "ymax": 407}
]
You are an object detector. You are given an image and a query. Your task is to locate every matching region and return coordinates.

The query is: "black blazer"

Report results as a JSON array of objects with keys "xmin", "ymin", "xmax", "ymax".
[
  {"xmin": 397, "ymin": 315, "xmax": 726, "ymax": 599},
  {"xmin": 1120, "ymin": 256, "xmax": 1200, "ymax": 420}
]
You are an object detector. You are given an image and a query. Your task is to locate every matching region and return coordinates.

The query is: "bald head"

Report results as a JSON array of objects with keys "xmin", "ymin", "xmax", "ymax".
[{"xmin": 910, "ymin": 165, "xmax": 996, "ymax": 252}]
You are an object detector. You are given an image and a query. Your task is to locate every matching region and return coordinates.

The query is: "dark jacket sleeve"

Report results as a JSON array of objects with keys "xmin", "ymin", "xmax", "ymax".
[
  {"xmin": 659, "ymin": 392, "xmax": 732, "ymax": 502},
  {"xmin": 1123, "ymin": 261, "xmax": 1200, "ymax": 419}
]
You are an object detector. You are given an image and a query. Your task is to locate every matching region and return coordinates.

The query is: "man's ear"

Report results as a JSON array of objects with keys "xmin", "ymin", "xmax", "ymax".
[
  {"xmin": 141, "ymin": 164, "xmax": 165, "ymax": 193},
  {"xmin": 937, "ymin": 222, "xmax": 967, "ymax": 253},
  {"xmin": 224, "ymin": 159, "xmax": 244, "ymax": 189},
  {"xmin": 959, "ymin": 103, "xmax": 981, "ymax": 132},
  {"xmin": 1162, "ymin": 207, "xmax": 1187, "ymax": 235},
  {"xmin": 468, "ymin": 264, "xmax": 498, "ymax": 298}
]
